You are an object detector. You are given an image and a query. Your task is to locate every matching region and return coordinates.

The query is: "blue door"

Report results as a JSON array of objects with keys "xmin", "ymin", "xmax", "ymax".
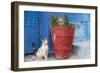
[
  {"xmin": 24, "ymin": 11, "xmax": 41, "ymax": 54},
  {"xmin": 24, "ymin": 11, "xmax": 52, "ymax": 55}
]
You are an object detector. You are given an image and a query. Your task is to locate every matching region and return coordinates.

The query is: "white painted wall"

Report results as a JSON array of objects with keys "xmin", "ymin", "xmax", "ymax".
[{"xmin": 0, "ymin": 0, "xmax": 99, "ymax": 73}]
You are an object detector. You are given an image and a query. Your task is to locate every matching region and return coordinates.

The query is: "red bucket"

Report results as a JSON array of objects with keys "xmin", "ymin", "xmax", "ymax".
[{"xmin": 51, "ymin": 27, "xmax": 75, "ymax": 59}]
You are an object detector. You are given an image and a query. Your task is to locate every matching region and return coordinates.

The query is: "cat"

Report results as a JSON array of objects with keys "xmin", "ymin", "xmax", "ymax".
[
  {"xmin": 57, "ymin": 16, "xmax": 64, "ymax": 26},
  {"xmin": 35, "ymin": 39, "xmax": 49, "ymax": 60}
]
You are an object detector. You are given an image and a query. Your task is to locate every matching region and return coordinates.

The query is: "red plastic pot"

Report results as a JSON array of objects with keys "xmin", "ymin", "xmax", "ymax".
[{"xmin": 51, "ymin": 27, "xmax": 75, "ymax": 59}]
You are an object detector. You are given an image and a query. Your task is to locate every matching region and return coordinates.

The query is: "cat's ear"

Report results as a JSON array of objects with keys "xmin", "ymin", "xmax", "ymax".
[
  {"xmin": 41, "ymin": 40, "xmax": 44, "ymax": 43},
  {"xmin": 45, "ymin": 39, "xmax": 48, "ymax": 44}
]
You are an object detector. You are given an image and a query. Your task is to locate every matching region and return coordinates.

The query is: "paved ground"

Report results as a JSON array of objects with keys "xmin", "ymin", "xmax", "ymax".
[
  {"xmin": 24, "ymin": 52, "xmax": 80, "ymax": 62},
  {"xmin": 24, "ymin": 41, "xmax": 90, "ymax": 62}
]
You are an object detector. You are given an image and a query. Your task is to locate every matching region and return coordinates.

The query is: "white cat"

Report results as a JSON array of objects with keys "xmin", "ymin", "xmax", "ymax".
[
  {"xmin": 58, "ymin": 16, "xmax": 64, "ymax": 25},
  {"xmin": 35, "ymin": 39, "xmax": 49, "ymax": 60}
]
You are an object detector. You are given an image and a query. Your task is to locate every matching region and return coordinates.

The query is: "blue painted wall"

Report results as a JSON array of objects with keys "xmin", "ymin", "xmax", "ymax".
[{"xmin": 24, "ymin": 11, "xmax": 90, "ymax": 54}]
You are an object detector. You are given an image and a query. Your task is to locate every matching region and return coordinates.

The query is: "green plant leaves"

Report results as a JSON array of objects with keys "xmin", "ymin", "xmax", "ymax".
[{"xmin": 51, "ymin": 15, "xmax": 75, "ymax": 28}]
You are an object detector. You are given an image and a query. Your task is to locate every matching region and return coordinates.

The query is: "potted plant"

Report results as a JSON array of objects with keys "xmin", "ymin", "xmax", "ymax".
[{"xmin": 51, "ymin": 15, "xmax": 75, "ymax": 59}]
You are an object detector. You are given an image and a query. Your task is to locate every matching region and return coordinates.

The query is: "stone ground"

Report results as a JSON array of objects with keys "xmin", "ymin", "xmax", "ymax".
[
  {"xmin": 24, "ymin": 52, "xmax": 82, "ymax": 62},
  {"xmin": 24, "ymin": 41, "xmax": 90, "ymax": 62}
]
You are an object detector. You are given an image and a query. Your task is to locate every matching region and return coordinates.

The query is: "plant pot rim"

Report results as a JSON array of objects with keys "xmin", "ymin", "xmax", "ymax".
[{"xmin": 51, "ymin": 26, "xmax": 75, "ymax": 29}]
